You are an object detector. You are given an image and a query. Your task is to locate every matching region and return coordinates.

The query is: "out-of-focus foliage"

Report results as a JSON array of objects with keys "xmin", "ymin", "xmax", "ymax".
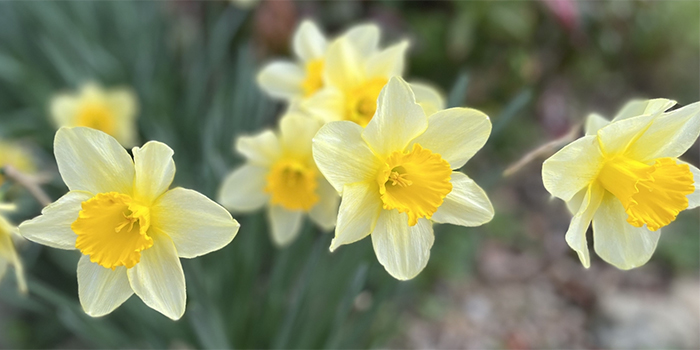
[{"xmin": 0, "ymin": 1, "xmax": 698, "ymax": 348}]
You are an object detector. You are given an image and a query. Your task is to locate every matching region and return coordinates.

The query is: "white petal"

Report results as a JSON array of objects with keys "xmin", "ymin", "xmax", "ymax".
[
  {"xmin": 77, "ymin": 255, "xmax": 133, "ymax": 317},
  {"xmin": 364, "ymin": 40, "xmax": 409, "ymax": 79},
  {"xmin": 682, "ymin": 161, "xmax": 700, "ymax": 209},
  {"xmin": 611, "ymin": 98, "xmax": 676, "ymax": 122},
  {"xmin": 625, "ymin": 102, "xmax": 700, "ymax": 162},
  {"xmin": 152, "ymin": 188, "xmax": 240, "ymax": 259},
  {"xmin": 54, "ymin": 127, "xmax": 135, "ymax": 195},
  {"xmin": 584, "ymin": 113, "xmax": 609, "ymax": 136},
  {"xmin": 235, "ymin": 130, "xmax": 281, "ymax": 167},
  {"xmin": 18, "ymin": 191, "xmax": 92, "ymax": 250},
  {"xmin": 371, "ymin": 210, "xmax": 434, "ymax": 280},
  {"xmin": 362, "ymin": 77, "xmax": 427, "ymax": 158},
  {"xmin": 267, "ymin": 206, "xmax": 304, "ymax": 247},
  {"xmin": 410, "ymin": 108, "xmax": 491, "ymax": 169},
  {"xmin": 132, "ymin": 141, "xmax": 175, "ymax": 205},
  {"xmin": 293, "ymin": 20, "xmax": 327, "ymax": 61},
  {"xmin": 309, "ymin": 177, "xmax": 340, "ymax": 231},
  {"xmin": 257, "ymin": 61, "xmax": 305, "ymax": 100},
  {"xmin": 279, "ymin": 113, "xmax": 321, "ymax": 158},
  {"xmin": 431, "ymin": 172, "xmax": 494, "ymax": 227},
  {"xmin": 564, "ymin": 183, "xmax": 604, "ymax": 268},
  {"xmin": 127, "ymin": 233, "xmax": 186, "ymax": 320},
  {"xmin": 596, "ymin": 114, "xmax": 654, "ymax": 155},
  {"xmin": 50, "ymin": 94, "xmax": 79, "ymax": 127},
  {"xmin": 301, "ymin": 87, "xmax": 345, "ymax": 124},
  {"xmin": 542, "ymin": 135, "xmax": 603, "ymax": 202},
  {"xmin": 410, "ymin": 82, "xmax": 445, "ymax": 117},
  {"xmin": 324, "ymin": 38, "xmax": 364, "ymax": 89},
  {"xmin": 343, "ymin": 23, "xmax": 380, "ymax": 54},
  {"xmin": 217, "ymin": 164, "xmax": 269, "ymax": 212},
  {"xmin": 312, "ymin": 121, "xmax": 382, "ymax": 193},
  {"xmin": 592, "ymin": 192, "xmax": 661, "ymax": 270},
  {"xmin": 330, "ymin": 182, "xmax": 383, "ymax": 251}
]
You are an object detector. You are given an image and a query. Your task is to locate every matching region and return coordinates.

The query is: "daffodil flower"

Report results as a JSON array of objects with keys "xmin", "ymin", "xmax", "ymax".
[
  {"xmin": 543, "ymin": 99, "xmax": 700, "ymax": 269},
  {"xmin": 51, "ymin": 83, "xmax": 139, "ymax": 147},
  {"xmin": 302, "ymin": 34, "xmax": 444, "ymax": 128},
  {"xmin": 0, "ymin": 203, "xmax": 27, "ymax": 294},
  {"xmin": 0, "ymin": 140, "xmax": 35, "ymax": 186},
  {"xmin": 19, "ymin": 127, "xmax": 240, "ymax": 320},
  {"xmin": 312, "ymin": 77, "xmax": 494, "ymax": 280},
  {"xmin": 218, "ymin": 113, "xmax": 339, "ymax": 246}
]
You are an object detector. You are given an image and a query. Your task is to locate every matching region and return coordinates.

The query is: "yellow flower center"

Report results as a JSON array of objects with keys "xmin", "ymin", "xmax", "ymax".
[
  {"xmin": 597, "ymin": 156, "xmax": 695, "ymax": 231},
  {"xmin": 301, "ymin": 59, "xmax": 324, "ymax": 97},
  {"xmin": 76, "ymin": 102, "xmax": 116, "ymax": 136},
  {"xmin": 377, "ymin": 143, "xmax": 453, "ymax": 226},
  {"xmin": 72, "ymin": 192, "xmax": 153, "ymax": 269},
  {"xmin": 265, "ymin": 159, "xmax": 319, "ymax": 211},
  {"xmin": 345, "ymin": 78, "xmax": 388, "ymax": 127}
]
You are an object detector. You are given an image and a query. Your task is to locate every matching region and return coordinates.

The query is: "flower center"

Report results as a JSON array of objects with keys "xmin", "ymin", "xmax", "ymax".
[
  {"xmin": 76, "ymin": 102, "xmax": 116, "ymax": 136},
  {"xmin": 301, "ymin": 58, "xmax": 324, "ymax": 97},
  {"xmin": 597, "ymin": 156, "xmax": 695, "ymax": 231},
  {"xmin": 72, "ymin": 192, "xmax": 153, "ymax": 269},
  {"xmin": 377, "ymin": 143, "xmax": 453, "ymax": 226},
  {"xmin": 345, "ymin": 78, "xmax": 388, "ymax": 127},
  {"xmin": 265, "ymin": 159, "xmax": 319, "ymax": 211}
]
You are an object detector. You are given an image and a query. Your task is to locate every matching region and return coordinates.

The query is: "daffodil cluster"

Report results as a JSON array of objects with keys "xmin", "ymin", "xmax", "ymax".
[{"xmin": 543, "ymin": 99, "xmax": 700, "ymax": 269}]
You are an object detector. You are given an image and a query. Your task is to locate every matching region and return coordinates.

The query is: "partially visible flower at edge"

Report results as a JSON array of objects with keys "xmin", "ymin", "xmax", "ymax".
[
  {"xmin": 0, "ymin": 140, "xmax": 36, "ymax": 186},
  {"xmin": 50, "ymin": 83, "xmax": 139, "ymax": 147},
  {"xmin": 218, "ymin": 112, "xmax": 339, "ymax": 247},
  {"xmin": 0, "ymin": 203, "xmax": 27, "ymax": 294},
  {"xmin": 543, "ymin": 98, "xmax": 700, "ymax": 270},
  {"xmin": 19, "ymin": 127, "xmax": 240, "ymax": 320},
  {"xmin": 312, "ymin": 76, "xmax": 494, "ymax": 280}
]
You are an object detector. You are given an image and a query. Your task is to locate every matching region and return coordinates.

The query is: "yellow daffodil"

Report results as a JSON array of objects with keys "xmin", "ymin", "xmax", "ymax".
[
  {"xmin": 543, "ymin": 99, "xmax": 700, "ymax": 270},
  {"xmin": 257, "ymin": 20, "xmax": 382, "ymax": 105},
  {"xmin": 0, "ymin": 203, "xmax": 27, "ymax": 293},
  {"xmin": 312, "ymin": 77, "xmax": 493, "ymax": 280},
  {"xmin": 218, "ymin": 113, "xmax": 339, "ymax": 247},
  {"xmin": 0, "ymin": 140, "xmax": 35, "ymax": 186},
  {"xmin": 51, "ymin": 83, "xmax": 139, "ymax": 147},
  {"xmin": 302, "ymin": 34, "xmax": 444, "ymax": 127},
  {"xmin": 18, "ymin": 127, "xmax": 240, "ymax": 320}
]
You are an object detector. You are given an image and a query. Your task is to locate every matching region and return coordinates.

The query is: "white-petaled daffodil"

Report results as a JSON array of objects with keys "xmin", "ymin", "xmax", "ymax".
[
  {"xmin": 19, "ymin": 127, "xmax": 240, "ymax": 320},
  {"xmin": 218, "ymin": 113, "xmax": 339, "ymax": 247},
  {"xmin": 0, "ymin": 203, "xmax": 27, "ymax": 294},
  {"xmin": 543, "ymin": 99, "xmax": 700, "ymax": 270},
  {"xmin": 0, "ymin": 139, "xmax": 35, "ymax": 186},
  {"xmin": 312, "ymin": 77, "xmax": 494, "ymax": 280},
  {"xmin": 51, "ymin": 83, "xmax": 139, "ymax": 147}
]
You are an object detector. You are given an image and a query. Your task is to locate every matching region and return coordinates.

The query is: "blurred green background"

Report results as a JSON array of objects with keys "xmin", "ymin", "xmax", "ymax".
[{"xmin": 0, "ymin": 1, "xmax": 698, "ymax": 348}]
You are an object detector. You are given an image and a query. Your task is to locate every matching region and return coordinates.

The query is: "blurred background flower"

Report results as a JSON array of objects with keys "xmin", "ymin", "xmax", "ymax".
[{"xmin": 0, "ymin": 1, "xmax": 698, "ymax": 349}]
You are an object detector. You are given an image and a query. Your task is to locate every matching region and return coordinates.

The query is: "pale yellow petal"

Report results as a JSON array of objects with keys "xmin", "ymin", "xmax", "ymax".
[
  {"xmin": 324, "ymin": 38, "xmax": 364, "ymax": 89},
  {"xmin": 19, "ymin": 191, "xmax": 92, "ymax": 250},
  {"xmin": 312, "ymin": 121, "xmax": 381, "ymax": 193},
  {"xmin": 592, "ymin": 192, "xmax": 660, "ymax": 270},
  {"xmin": 431, "ymin": 172, "xmax": 493, "ymax": 227},
  {"xmin": 342, "ymin": 23, "xmax": 380, "ymax": 54},
  {"xmin": 611, "ymin": 98, "xmax": 676, "ymax": 122},
  {"xmin": 308, "ymin": 177, "xmax": 340, "ymax": 231},
  {"xmin": 371, "ymin": 210, "xmax": 434, "ymax": 281},
  {"xmin": 279, "ymin": 113, "xmax": 321, "ymax": 158},
  {"xmin": 293, "ymin": 20, "xmax": 327, "ymax": 61},
  {"xmin": 596, "ymin": 114, "xmax": 654, "ymax": 156},
  {"xmin": 267, "ymin": 205, "xmax": 304, "ymax": 247},
  {"xmin": 107, "ymin": 88, "xmax": 139, "ymax": 147},
  {"xmin": 564, "ymin": 183, "xmax": 604, "ymax": 268},
  {"xmin": 625, "ymin": 102, "xmax": 700, "ymax": 162},
  {"xmin": 362, "ymin": 76, "xmax": 427, "ymax": 158},
  {"xmin": 54, "ymin": 127, "xmax": 135, "ymax": 195},
  {"xmin": 301, "ymin": 87, "xmax": 345, "ymax": 123},
  {"xmin": 0, "ymin": 227, "xmax": 26, "ymax": 293},
  {"xmin": 77, "ymin": 255, "xmax": 133, "ymax": 317},
  {"xmin": 410, "ymin": 107, "xmax": 491, "ymax": 169},
  {"xmin": 330, "ymin": 182, "xmax": 382, "ymax": 251},
  {"xmin": 410, "ymin": 82, "xmax": 445, "ymax": 118},
  {"xmin": 218, "ymin": 164, "xmax": 269, "ymax": 212},
  {"xmin": 542, "ymin": 135, "xmax": 603, "ymax": 201},
  {"xmin": 152, "ymin": 188, "xmax": 240, "ymax": 259},
  {"xmin": 681, "ymin": 161, "xmax": 700, "ymax": 209},
  {"xmin": 132, "ymin": 141, "xmax": 175, "ymax": 205},
  {"xmin": 364, "ymin": 40, "xmax": 409, "ymax": 79},
  {"xmin": 584, "ymin": 113, "xmax": 609, "ymax": 136},
  {"xmin": 127, "ymin": 233, "xmax": 186, "ymax": 320},
  {"xmin": 235, "ymin": 130, "xmax": 281, "ymax": 167},
  {"xmin": 257, "ymin": 61, "xmax": 305, "ymax": 100},
  {"xmin": 50, "ymin": 94, "xmax": 79, "ymax": 127}
]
